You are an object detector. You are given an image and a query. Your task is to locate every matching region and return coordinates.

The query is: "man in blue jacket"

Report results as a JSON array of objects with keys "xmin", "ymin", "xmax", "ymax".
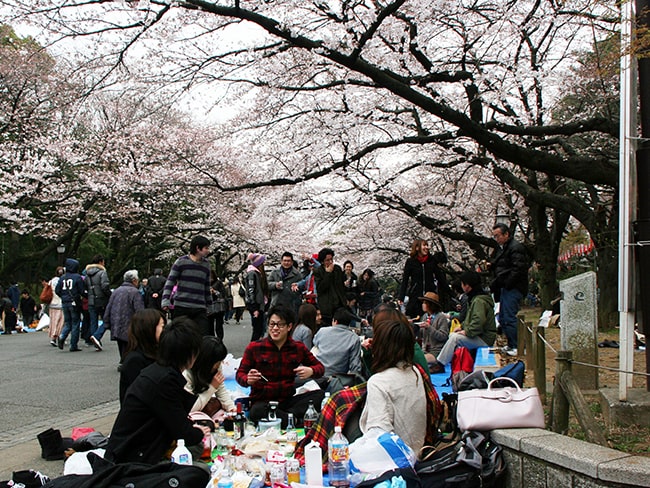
[{"xmin": 55, "ymin": 258, "xmax": 87, "ymax": 352}]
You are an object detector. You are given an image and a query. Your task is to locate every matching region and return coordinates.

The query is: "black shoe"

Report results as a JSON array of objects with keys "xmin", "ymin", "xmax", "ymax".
[
  {"xmin": 37, "ymin": 428, "xmax": 64, "ymax": 461},
  {"xmin": 57, "ymin": 338, "xmax": 64, "ymax": 350},
  {"xmin": 69, "ymin": 348, "xmax": 82, "ymax": 352},
  {"xmin": 429, "ymin": 361, "xmax": 446, "ymax": 374}
]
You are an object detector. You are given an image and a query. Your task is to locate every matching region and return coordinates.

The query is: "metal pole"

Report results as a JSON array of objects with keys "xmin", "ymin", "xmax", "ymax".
[{"xmin": 619, "ymin": 0, "xmax": 638, "ymax": 400}]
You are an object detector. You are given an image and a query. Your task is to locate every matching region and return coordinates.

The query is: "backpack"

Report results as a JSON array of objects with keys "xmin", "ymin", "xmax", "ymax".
[
  {"xmin": 40, "ymin": 284, "xmax": 54, "ymax": 305},
  {"xmin": 444, "ymin": 347, "xmax": 475, "ymax": 392},
  {"xmin": 415, "ymin": 431, "xmax": 506, "ymax": 488},
  {"xmin": 491, "ymin": 359, "xmax": 525, "ymax": 387}
]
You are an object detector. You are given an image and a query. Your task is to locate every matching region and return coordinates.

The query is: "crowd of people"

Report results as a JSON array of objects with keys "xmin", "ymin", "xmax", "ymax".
[{"xmin": 0, "ymin": 226, "xmax": 531, "ymax": 465}]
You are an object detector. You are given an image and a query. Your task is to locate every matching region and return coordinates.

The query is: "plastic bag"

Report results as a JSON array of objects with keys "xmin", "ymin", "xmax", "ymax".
[
  {"xmin": 221, "ymin": 354, "xmax": 241, "ymax": 380},
  {"xmin": 349, "ymin": 429, "xmax": 416, "ymax": 476}
]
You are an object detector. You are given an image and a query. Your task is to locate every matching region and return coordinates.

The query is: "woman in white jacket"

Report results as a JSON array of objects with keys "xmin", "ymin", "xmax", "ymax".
[{"xmin": 183, "ymin": 336, "xmax": 236, "ymax": 414}]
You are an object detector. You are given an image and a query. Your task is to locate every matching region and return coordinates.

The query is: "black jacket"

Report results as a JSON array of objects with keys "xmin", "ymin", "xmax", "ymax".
[
  {"xmin": 106, "ymin": 363, "xmax": 202, "ymax": 465},
  {"xmin": 399, "ymin": 255, "xmax": 450, "ymax": 317},
  {"xmin": 490, "ymin": 238, "xmax": 530, "ymax": 296}
]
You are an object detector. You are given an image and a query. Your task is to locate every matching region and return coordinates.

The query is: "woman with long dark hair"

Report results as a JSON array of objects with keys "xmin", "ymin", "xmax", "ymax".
[
  {"xmin": 359, "ymin": 319, "xmax": 429, "ymax": 452},
  {"xmin": 398, "ymin": 239, "xmax": 450, "ymax": 318},
  {"xmin": 119, "ymin": 308, "xmax": 166, "ymax": 403},
  {"xmin": 292, "ymin": 303, "xmax": 319, "ymax": 350},
  {"xmin": 184, "ymin": 336, "xmax": 236, "ymax": 413}
]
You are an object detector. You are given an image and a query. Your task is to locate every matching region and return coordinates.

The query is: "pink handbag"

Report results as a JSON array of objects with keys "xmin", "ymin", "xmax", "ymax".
[{"xmin": 457, "ymin": 377, "xmax": 545, "ymax": 431}]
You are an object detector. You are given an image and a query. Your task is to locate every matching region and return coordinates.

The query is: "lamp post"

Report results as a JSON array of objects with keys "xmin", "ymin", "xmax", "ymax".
[
  {"xmin": 57, "ymin": 244, "xmax": 66, "ymax": 267},
  {"xmin": 495, "ymin": 213, "xmax": 511, "ymax": 226}
]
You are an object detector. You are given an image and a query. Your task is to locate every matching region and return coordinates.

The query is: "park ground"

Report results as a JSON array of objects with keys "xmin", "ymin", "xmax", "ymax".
[{"xmin": 513, "ymin": 306, "xmax": 650, "ymax": 456}]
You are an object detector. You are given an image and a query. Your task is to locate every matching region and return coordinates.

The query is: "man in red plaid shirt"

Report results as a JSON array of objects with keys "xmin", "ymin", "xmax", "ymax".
[{"xmin": 236, "ymin": 305, "xmax": 325, "ymax": 428}]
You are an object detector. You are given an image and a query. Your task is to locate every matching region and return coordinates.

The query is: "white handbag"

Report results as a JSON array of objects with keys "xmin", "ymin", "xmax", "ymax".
[{"xmin": 457, "ymin": 377, "xmax": 545, "ymax": 431}]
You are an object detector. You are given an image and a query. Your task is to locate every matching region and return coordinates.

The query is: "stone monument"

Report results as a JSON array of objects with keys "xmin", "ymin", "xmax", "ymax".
[{"xmin": 559, "ymin": 271, "xmax": 598, "ymax": 390}]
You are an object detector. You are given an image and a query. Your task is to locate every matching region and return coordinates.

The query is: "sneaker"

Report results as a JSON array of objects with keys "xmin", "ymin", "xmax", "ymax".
[
  {"xmin": 57, "ymin": 337, "xmax": 64, "ymax": 350},
  {"xmin": 50, "ymin": 340, "xmax": 57, "ymax": 347},
  {"xmin": 505, "ymin": 347, "xmax": 518, "ymax": 357},
  {"xmin": 90, "ymin": 336, "xmax": 103, "ymax": 351}
]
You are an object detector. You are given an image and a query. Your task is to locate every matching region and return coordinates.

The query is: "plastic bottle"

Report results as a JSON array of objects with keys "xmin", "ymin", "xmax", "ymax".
[
  {"xmin": 328, "ymin": 426, "xmax": 350, "ymax": 488},
  {"xmin": 321, "ymin": 392, "xmax": 331, "ymax": 411},
  {"xmin": 303, "ymin": 400, "xmax": 318, "ymax": 430},
  {"xmin": 285, "ymin": 413, "xmax": 297, "ymax": 448},
  {"xmin": 217, "ymin": 474, "xmax": 234, "ymax": 488},
  {"xmin": 171, "ymin": 439, "xmax": 193, "ymax": 465}
]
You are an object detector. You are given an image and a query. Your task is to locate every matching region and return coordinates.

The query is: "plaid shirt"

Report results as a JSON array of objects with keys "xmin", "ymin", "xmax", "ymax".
[{"xmin": 236, "ymin": 337, "xmax": 324, "ymax": 403}]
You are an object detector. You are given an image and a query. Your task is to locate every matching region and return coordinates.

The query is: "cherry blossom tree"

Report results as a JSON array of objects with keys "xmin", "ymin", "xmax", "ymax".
[{"xmin": 1, "ymin": 1, "xmax": 623, "ymax": 324}]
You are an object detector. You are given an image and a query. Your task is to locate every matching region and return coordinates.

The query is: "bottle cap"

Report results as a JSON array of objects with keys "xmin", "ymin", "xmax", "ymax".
[
  {"xmin": 177, "ymin": 439, "xmax": 185, "ymax": 446},
  {"xmin": 334, "ymin": 426, "xmax": 341, "ymax": 433}
]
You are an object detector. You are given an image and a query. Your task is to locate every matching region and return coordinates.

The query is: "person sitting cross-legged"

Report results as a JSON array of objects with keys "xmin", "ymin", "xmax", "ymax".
[
  {"xmin": 432, "ymin": 271, "xmax": 496, "ymax": 369},
  {"xmin": 236, "ymin": 304, "xmax": 325, "ymax": 428}
]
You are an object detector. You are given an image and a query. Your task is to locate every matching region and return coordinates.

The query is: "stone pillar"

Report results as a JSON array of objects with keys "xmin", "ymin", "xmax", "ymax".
[{"xmin": 559, "ymin": 271, "xmax": 599, "ymax": 390}]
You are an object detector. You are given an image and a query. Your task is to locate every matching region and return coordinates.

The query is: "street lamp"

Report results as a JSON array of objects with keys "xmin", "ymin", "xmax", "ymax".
[
  {"xmin": 57, "ymin": 244, "xmax": 66, "ymax": 267},
  {"xmin": 495, "ymin": 213, "xmax": 511, "ymax": 226}
]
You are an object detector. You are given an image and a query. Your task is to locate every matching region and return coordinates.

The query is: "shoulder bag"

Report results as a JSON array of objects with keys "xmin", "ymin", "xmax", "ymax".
[{"xmin": 456, "ymin": 377, "xmax": 545, "ymax": 431}]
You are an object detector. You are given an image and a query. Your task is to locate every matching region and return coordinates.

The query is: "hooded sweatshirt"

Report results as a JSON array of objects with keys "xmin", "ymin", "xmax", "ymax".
[{"xmin": 55, "ymin": 258, "xmax": 86, "ymax": 307}]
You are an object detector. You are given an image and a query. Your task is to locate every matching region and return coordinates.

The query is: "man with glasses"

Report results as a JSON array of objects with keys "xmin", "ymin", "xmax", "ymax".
[
  {"xmin": 236, "ymin": 305, "xmax": 325, "ymax": 428},
  {"xmin": 489, "ymin": 223, "xmax": 530, "ymax": 356}
]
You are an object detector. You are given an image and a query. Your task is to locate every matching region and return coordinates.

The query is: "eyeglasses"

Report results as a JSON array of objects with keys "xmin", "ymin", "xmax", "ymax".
[{"xmin": 268, "ymin": 321, "xmax": 288, "ymax": 329}]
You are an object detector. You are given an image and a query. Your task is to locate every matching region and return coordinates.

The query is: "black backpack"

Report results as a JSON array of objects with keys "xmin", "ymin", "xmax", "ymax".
[{"xmin": 415, "ymin": 431, "xmax": 506, "ymax": 488}]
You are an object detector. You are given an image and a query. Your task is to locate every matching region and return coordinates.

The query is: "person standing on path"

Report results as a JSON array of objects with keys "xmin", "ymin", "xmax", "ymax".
[
  {"xmin": 85, "ymin": 254, "xmax": 111, "ymax": 344},
  {"xmin": 161, "ymin": 235, "xmax": 213, "ymax": 336},
  {"xmin": 489, "ymin": 223, "xmax": 530, "ymax": 356},
  {"xmin": 244, "ymin": 253, "xmax": 268, "ymax": 342},
  {"xmin": 103, "ymin": 270, "xmax": 145, "ymax": 360},
  {"xmin": 55, "ymin": 258, "xmax": 86, "ymax": 351}
]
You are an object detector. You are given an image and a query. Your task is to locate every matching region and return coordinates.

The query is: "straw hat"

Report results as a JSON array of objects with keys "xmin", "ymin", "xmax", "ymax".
[{"xmin": 418, "ymin": 292, "xmax": 441, "ymax": 307}]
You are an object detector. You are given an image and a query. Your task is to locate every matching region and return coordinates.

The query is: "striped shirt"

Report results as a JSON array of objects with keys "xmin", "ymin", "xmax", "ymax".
[{"xmin": 161, "ymin": 255, "xmax": 211, "ymax": 309}]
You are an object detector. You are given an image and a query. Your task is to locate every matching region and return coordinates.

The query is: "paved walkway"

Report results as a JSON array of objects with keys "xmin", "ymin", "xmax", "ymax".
[{"xmin": 0, "ymin": 402, "xmax": 119, "ymax": 481}]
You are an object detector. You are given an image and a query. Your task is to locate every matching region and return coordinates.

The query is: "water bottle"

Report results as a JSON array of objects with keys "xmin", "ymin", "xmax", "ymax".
[
  {"xmin": 328, "ymin": 426, "xmax": 350, "ymax": 488},
  {"xmin": 303, "ymin": 400, "xmax": 318, "ymax": 430},
  {"xmin": 285, "ymin": 413, "xmax": 297, "ymax": 448},
  {"xmin": 171, "ymin": 439, "xmax": 193, "ymax": 465},
  {"xmin": 321, "ymin": 392, "xmax": 331, "ymax": 411}
]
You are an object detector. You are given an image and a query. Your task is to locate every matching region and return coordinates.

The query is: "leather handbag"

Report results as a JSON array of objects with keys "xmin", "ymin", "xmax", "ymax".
[{"xmin": 456, "ymin": 377, "xmax": 545, "ymax": 431}]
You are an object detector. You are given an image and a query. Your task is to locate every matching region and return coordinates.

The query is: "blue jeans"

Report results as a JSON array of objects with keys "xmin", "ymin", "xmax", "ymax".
[
  {"xmin": 92, "ymin": 319, "xmax": 106, "ymax": 342},
  {"xmin": 88, "ymin": 305, "xmax": 105, "ymax": 337},
  {"xmin": 437, "ymin": 332, "xmax": 488, "ymax": 365},
  {"xmin": 60, "ymin": 305, "xmax": 81, "ymax": 350},
  {"xmin": 499, "ymin": 288, "xmax": 523, "ymax": 349}
]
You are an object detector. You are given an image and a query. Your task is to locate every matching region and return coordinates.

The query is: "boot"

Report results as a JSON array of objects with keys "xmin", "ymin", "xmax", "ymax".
[{"xmin": 37, "ymin": 428, "xmax": 64, "ymax": 461}]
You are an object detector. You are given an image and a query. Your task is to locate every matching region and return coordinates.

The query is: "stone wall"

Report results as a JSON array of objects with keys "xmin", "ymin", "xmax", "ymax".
[{"xmin": 491, "ymin": 428, "xmax": 650, "ymax": 487}]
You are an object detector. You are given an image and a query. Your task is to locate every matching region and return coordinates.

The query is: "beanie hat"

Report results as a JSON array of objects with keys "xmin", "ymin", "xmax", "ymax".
[{"xmin": 248, "ymin": 253, "xmax": 266, "ymax": 268}]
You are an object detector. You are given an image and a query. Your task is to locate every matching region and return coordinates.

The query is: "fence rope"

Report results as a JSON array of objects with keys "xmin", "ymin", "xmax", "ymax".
[{"xmin": 524, "ymin": 322, "xmax": 650, "ymax": 378}]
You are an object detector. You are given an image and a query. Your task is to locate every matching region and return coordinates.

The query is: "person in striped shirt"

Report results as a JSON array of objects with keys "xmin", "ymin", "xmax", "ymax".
[{"xmin": 161, "ymin": 235, "xmax": 213, "ymax": 336}]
